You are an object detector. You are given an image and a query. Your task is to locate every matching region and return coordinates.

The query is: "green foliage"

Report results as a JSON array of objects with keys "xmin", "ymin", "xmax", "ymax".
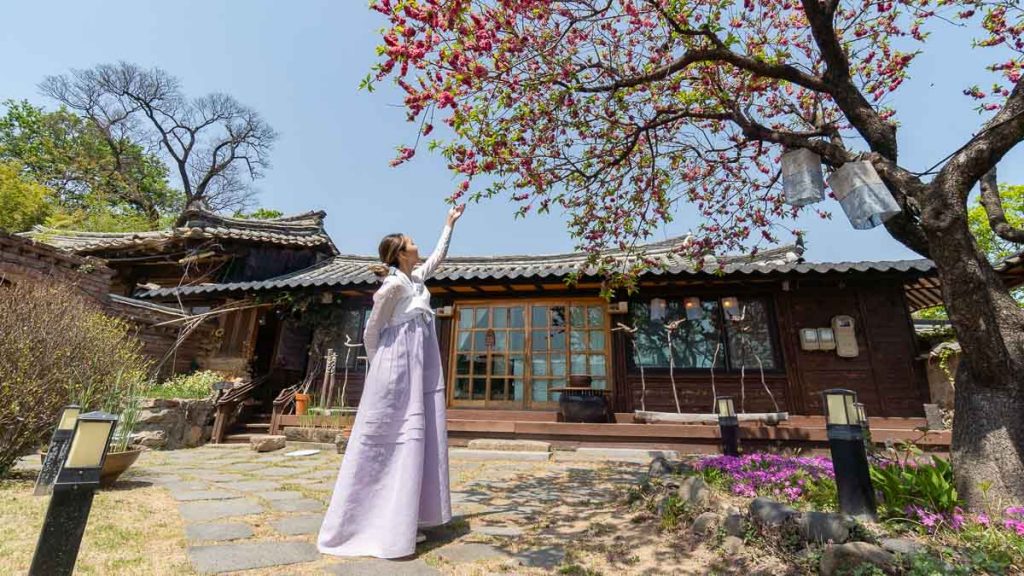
[
  {"xmin": 0, "ymin": 99, "xmax": 183, "ymax": 231},
  {"xmin": 870, "ymin": 449, "xmax": 960, "ymax": 520},
  {"xmin": 698, "ymin": 466, "xmax": 727, "ymax": 490},
  {"xmin": 968, "ymin": 183, "xmax": 1024, "ymax": 262},
  {"xmin": 0, "ymin": 279, "xmax": 152, "ymax": 477},
  {"xmin": 233, "ymin": 208, "xmax": 283, "ymax": 220},
  {"xmin": 656, "ymin": 493, "xmax": 691, "ymax": 530},
  {"xmin": 148, "ymin": 370, "xmax": 223, "ymax": 400},
  {"xmin": 0, "ymin": 160, "xmax": 50, "ymax": 231}
]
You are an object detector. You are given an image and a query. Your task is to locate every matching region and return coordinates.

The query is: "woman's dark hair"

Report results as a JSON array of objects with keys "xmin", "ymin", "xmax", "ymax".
[{"xmin": 370, "ymin": 233, "xmax": 406, "ymax": 277}]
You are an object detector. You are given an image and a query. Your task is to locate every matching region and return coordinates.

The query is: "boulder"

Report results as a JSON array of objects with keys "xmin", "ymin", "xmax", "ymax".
[
  {"xmin": 250, "ymin": 435, "xmax": 286, "ymax": 452},
  {"xmin": 879, "ymin": 537, "xmax": 926, "ymax": 557},
  {"xmin": 136, "ymin": 408, "xmax": 183, "ymax": 427},
  {"xmin": 691, "ymin": 512, "xmax": 721, "ymax": 538},
  {"xmin": 648, "ymin": 456, "xmax": 677, "ymax": 478},
  {"xmin": 334, "ymin": 433, "xmax": 348, "ymax": 454},
  {"xmin": 678, "ymin": 476, "xmax": 711, "ymax": 508},
  {"xmin": 796, "ymin": 511, "xmax": 850, "ymax": 544},
  {"xmin": 722, "ymin": 535, "xmax": 745, "ymax": 555},
  {"xmin": 820, "ymin": 542, "xmax": 898, "ymax": 576},
  {"xmin": 131, "ymin": 429, "xmax": 168, "ymax": 449},
  {"xmin": 723, "ymin": 511, "xmax": 747, "ymax": 537},
  {"xmin": 749, "ymin": 497, "xmax": 796, "ymax": 527}
]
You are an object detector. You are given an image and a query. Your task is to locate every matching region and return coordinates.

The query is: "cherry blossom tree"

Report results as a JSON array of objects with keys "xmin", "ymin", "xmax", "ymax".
[{"xmin": 368, "ymin": 0, "xmax": 1024, "ymax": 507}]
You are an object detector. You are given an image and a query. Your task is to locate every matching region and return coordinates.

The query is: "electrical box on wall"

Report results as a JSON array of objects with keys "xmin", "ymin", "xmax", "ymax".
[
  {"xmin": 799, "ymin": 328, "xmax": 820, "ymax": 351},
  {"xmin": 831, "ymin": 315, "xmax": 859, "ymax": 358},
  {"xmin": 817, "ymin": 328, "xmax": 836, "ymax": 351},
  {"xmin": 435, "ymin": 305, "xmax": 453, "ymax": 318},
  {"xmin": 609, "ymin": 301, "xmax": 629, "ymax": 314}
]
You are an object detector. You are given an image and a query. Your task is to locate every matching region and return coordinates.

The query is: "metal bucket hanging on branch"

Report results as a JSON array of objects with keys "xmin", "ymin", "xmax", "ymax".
[
  {"xmin": 781, "ymin": 148, "xmax": 825, "ymax": 207},
  {"xmin": 828, "ymin": 161, "xmax": 902, "ymax": 230}
]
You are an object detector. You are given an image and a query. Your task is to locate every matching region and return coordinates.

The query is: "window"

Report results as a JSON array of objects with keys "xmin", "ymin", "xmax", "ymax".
[
  {"xmin": 333, "ymin": 305, "xmax": 373, "ymax": 369},
  {"xmin": 451, "ymin": 301, "xmax": 609, "ymax": 406},
  {"xmin": 628, "ymin": 296, "xmax": 778, "ymax": 371}
]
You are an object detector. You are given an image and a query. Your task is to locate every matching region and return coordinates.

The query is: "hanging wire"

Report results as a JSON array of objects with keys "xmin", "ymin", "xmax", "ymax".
[{"xmin": 910, "ymin": 108, "xmax": 1024, "ymax": 177}]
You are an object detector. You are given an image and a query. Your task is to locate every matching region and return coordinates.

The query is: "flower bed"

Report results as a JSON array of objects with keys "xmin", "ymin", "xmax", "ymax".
[{"xmin": 694, "ymin": 453, "xmax": 837, "ymax": 509}]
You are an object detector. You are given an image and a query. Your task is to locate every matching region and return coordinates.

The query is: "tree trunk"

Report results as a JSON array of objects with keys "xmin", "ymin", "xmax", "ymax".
[{"xmin": 921, "ymin": 188, "xmax": 1024, "ymax": 509}]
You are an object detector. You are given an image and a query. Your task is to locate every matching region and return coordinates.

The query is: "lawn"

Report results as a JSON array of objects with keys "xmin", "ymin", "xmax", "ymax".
[{"xmin": 0, "ymin": 469, "xmax": 191, "ymax": 575}]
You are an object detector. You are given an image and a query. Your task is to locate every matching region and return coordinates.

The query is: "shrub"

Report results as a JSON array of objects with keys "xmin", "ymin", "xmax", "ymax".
[
  {"xmin": 148, "ymin": 370, "xmax": 222, "ymax": 400},
  {"xmin": 870, "ymin": 449, "xmax": 959, "ymax": 520},
  {"xmin": 0, "ymin": 279, "xmax": 151, "ymax": 477}
]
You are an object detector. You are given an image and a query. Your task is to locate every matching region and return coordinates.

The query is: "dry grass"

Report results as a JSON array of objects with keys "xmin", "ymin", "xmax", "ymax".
[{"xmin": 0, "ymin": 471, "xmax": 191, "ymax": 575}]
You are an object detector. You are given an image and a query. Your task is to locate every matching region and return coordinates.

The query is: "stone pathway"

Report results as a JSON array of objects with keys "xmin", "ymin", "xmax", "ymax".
[{"xmin": 119, "ymin": 444, "xmax": 647, "ymax": 575}]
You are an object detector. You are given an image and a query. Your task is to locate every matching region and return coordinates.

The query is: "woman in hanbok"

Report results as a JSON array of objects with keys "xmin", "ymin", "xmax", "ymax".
[{"xmin": 318, "ymin": 204, "xmax": 464, "ymax": 559}]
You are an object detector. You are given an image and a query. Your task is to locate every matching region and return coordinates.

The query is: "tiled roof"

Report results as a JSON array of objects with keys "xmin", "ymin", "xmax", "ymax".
[
  {"xmin": 20, "ymin": 208, "xmax": 337, "ymax": 254},
  {"xmin": 136, "ymin": 237, "xmax": 938, "ymax": 299}
]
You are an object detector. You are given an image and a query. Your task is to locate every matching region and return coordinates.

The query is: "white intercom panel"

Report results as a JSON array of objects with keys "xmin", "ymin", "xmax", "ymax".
[
  {"xmin": 831, "ymin": 315, "xmax": 859, "ymax": 358},
  {"xmin": 799, "ymin": 328, "xmax": 820, "ymax": 351}
]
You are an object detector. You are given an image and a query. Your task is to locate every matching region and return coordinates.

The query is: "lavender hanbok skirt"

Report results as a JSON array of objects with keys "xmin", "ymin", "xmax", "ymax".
[{"xmin": 318, "ymin": 315, "xmax": 451, "ymax": 559}]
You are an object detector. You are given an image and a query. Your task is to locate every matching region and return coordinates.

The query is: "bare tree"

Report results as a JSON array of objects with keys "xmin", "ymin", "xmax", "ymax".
[{"xmin": 41, "ymin": 62, "xmax": 277, "ymax": 218}]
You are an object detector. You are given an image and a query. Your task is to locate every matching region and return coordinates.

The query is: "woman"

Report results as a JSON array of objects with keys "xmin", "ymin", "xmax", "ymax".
[{"xmin": 318, "ymin": 204, "xmax": 464, "ymax": 559}]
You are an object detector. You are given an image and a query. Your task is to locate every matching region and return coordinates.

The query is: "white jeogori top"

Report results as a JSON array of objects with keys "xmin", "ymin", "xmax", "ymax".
[{"xmin": 362, "ymin": 225, "xmax": 452, "ymax": 364}]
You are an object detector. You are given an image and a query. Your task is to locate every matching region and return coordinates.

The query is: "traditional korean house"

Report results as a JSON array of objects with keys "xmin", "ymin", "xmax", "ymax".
[{"xmin": 24, "ymin": 210, "xmax": 1023, "ymax": 451}]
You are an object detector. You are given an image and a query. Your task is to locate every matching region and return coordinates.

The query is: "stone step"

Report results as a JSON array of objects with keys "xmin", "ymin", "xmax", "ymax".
[
  {"xmin": 553, "ymin": 447, "xmax": 680, "ymax": 462},
  {"xmin": 449, "ymin": 448, "xmax": 552, "ymax": 462},
  {"xmin": 466, "ymin": 439, "xmax": 552, "ymax": 452},
  {"xmin": 241, "ymin": 423, "xmax": 270, "ymax": 430}
]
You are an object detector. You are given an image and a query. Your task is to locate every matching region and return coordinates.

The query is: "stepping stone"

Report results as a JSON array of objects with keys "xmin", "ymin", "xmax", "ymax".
[
  {"xmin": 326, "ymin": 558, "xmax": 439, "ymax": 575},
  {"xmin": 219, "ymin": 480, "xmax": 281, "ymax": 492},
  {"xmin": 188, "ymin": 541, "xmax": 319, "ymax": 574},
  {"xmin": 514, "ymin": 546, "xmax": 566, "ymax": 570},
  {"xmin": 270, "ymin": 498, "xmax": 324, "ymax": 513},
  {"xmin": 172, "ymin": 490, "xmax": 242, "ymax": 502},
  {"xmin": 435, "ymin": 543, "xmax": 515, "ymax": 564},
  {"xmin": 223, "ymin": 463, "xmax": 264, "ymax": 472},
  {"xmin": 310, "ymin": 469, "xmax": 339, "ymax": 479},
  {"xmin": 271, "ymin": 513, "xmax": 324, "ymax": 536},
  {"xmin": 178, "ymin": 499, "xmax": 263, "ymax": 522},
  {"xmin": 162, "ymin": 480, "xmax": 210, "ymax": 491},
  {"xmin": 259, "ymin": 467, "xmax": 302, "ymax": 477},
  {"xmin": 255, "ymin": 490, "xmax": 305, "ymax": 501},
  {"xmin": 190, "ymin": 473, "xmax": 245, "ymax": 482},
  {"xmin": 450, "ymin": 449, "xmax": 550, "ymax": 462},
  {"xmin": 185, "ymin": 523, "xmax": 254, "ymax": 543},
  {"xmin": 473, "ymin": 525, "xmax": 524, "ymax": 537}
]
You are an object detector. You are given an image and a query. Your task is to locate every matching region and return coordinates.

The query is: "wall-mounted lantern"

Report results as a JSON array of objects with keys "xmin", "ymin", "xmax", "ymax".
[
  {"xmin": 721, "ymin": 296, "xmax": 741, "ymax": 320},
  {"xmin": 781, "ymin": 148, "xmax": 825, "ymax": 207},
  {"xmin": 822, "ymin": 389, "xmax": 877, "ymax": 520},
  {"xmin": 828, "ymin": 161, "xmax": 901, "ymax": 230},
  {"xmin": 683, "ymin": 297, "xmax": 702, "ymax": 320},
  {"xmin": 649, "ymin": 298, "xmax": 667, "ymax": 322}
]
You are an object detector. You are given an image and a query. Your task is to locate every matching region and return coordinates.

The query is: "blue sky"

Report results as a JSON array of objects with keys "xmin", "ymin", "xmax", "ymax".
[{"xmin": 1, "ymin": 1, "xmax": 1019, "ymax": 261}]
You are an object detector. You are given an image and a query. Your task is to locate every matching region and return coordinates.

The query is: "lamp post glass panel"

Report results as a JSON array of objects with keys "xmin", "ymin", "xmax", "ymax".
[
  {"xmin": 29, "ymin": 411, "xmax": 118, "ymax": 576},
  {"xmin": 822, "ymin": 389, "xmax": 877, "ymax": 520},
  {"xmin": 716, "ymin": 396, "xmax": 739, "ymax": 457},
  {"xmin": 34, "ymin": 405, "xmax": 81, "ymax": 496}
]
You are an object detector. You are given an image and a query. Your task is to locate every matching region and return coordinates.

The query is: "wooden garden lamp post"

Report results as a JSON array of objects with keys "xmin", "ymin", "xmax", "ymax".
[
  {"xmin": 822, "ymin": 389, "xmax": 877, "ymax": 520},
  {"xmin": 30, "ymin": 411, "xmax": 118, "ymax": 576},
  {"xmin": 716, "ymin": 396, "xmax": 740, "ymax": 457}
]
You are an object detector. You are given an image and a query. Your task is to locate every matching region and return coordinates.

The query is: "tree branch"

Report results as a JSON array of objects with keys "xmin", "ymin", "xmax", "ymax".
[{"xmin": 979, "ymin": 166, "xmax": 1024, "ymax": 244}]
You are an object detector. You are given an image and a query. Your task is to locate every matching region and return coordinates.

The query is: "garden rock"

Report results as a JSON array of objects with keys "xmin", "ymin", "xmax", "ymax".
[
  {"xmin": 691, "ymin": 512, "xmax": 721, "ymax": 538},
  {"xmin": 250, "ymin": 435, "xmax": 286, "ymax": 452},
  {"xmin": 750, "ymin": 497, "xmax": 796, "ymax": 527},
  {"xmin": 879, "ymin": 537, "xmax": 926, "ymax": 557},
  {"xmin": 723, "ymin": 511, "xmax": 747, "ymax": 537},
  {"xmin": 796, "ymin": 511, "xmax": 850, "ymax": 544},
  {"xmin": 648, "ymin": 456, "xmax": 676, "ymax": 478},
  {"xmin": 820, "ymin": 542, "xmax": 898, "ymax": 576},
  {"xmin": 722, "ymin": 535, "xmax": 745, "ymax": 555},
  {"xmin": 132, "ymin": 429, "xmax": 168, "ymax": 449},
  {"xmin": 677, "ymin": 476, "xmax": 711, "ymax": 508},
  {"xmin": 335, "ymin": 432, "xmax": 347, "ymax": 454}
]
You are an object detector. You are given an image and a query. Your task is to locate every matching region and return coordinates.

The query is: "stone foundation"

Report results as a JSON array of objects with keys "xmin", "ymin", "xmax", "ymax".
[{"xmin": 132, "ymin": 398, "xmax": 215, "ymax": 450}]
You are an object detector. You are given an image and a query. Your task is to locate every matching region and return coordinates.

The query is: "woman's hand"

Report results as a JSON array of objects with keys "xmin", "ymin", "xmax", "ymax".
[{"xmin": 446, "ymin": 204, "xmax": 466, "ymax": 227}]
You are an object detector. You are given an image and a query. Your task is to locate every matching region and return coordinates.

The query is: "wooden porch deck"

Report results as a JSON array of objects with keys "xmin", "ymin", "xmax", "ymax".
[{"xmin": 445, "ymin": 409, "xmax": 951, "ymax": 454}]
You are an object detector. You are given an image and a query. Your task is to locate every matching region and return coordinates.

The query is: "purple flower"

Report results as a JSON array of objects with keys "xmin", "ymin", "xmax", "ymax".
[{"xmin": 976, "ymin": 513, "xmax": 990, "ymax": 526}]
